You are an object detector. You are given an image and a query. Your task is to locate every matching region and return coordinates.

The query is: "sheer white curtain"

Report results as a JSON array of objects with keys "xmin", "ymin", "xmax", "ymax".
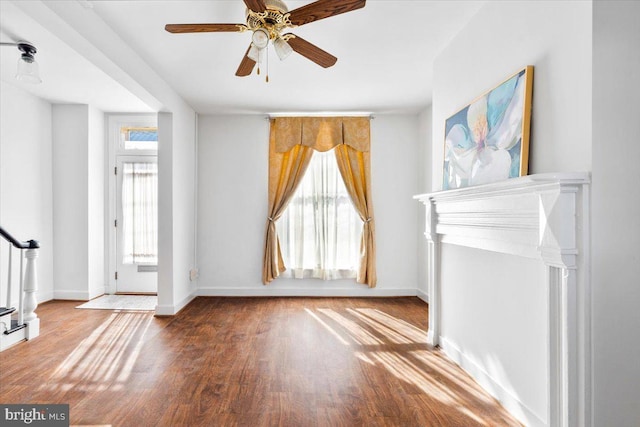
[
  {"xmin": 277, "ymin": 149, "xmax": 362, "ymax": 280},
  {"xmin": 122, "ymin": 162, "xmax": 158, "ymax": 264}
]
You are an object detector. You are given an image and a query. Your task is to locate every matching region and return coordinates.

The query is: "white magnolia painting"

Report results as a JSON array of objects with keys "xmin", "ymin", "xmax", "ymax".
[{"xmin": 443, "ymin": 66, "xmax": 534, "ymax": 190}]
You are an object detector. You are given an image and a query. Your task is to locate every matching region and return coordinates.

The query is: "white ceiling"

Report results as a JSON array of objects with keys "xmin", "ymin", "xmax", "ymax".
[
  {"xmin": 1, "ymin": 0, "xmax": 485, "ymax": 115},
  {"xmin": 0, "ymin": 1, "xmax": 153, "ymax": 113}
]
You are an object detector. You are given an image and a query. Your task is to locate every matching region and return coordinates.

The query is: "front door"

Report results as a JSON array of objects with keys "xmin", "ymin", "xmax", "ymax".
[{"xmin": 115, "ymin": 156, "xmax": 158, "ymax": 293}]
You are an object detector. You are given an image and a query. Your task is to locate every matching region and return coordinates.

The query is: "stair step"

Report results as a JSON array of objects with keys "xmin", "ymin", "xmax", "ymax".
[
  {"xmin": 4, "ymin": 320, "xmax": 26, "ymax": 335},
  {"xmin": 0, "ymin": 307, "xmax": 16, "ymax": 317}
]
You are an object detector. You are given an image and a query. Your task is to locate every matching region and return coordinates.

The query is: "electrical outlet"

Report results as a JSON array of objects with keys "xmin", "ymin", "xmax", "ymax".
[{"xmin": 189, "ymin": 268, "xmax": 199, "ymax": 281}]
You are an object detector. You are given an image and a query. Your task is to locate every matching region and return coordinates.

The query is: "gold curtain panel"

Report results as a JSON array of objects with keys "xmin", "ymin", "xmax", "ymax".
[{"xmin": 272, "ymin": 116, "xmax": 370, "ymax": 153}]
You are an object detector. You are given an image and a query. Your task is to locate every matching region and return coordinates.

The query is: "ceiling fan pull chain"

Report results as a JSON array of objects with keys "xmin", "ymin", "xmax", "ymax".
[{"xmin": 266, "ymin": 46, "xmax": 270, "ymax": 83}]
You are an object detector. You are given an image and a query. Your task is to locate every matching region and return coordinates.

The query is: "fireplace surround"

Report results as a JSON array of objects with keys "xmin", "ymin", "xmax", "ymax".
[{"xmin": 415, "ymin": 172, "xmax": 591, "ymax": 427}]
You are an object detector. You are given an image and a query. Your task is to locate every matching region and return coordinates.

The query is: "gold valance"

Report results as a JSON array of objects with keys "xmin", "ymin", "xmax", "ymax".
[{"xmin": 273, "ymin": 116, "xmax": 370, "ymax": 153}]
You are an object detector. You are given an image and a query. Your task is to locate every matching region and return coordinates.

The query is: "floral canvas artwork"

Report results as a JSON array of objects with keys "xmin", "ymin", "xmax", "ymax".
[{"xmin": 443, "ymin": 66, "xmax": 533, "ymax": 190}]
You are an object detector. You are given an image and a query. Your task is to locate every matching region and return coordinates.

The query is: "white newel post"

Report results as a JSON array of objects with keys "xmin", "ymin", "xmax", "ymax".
[
  {"xmin": 23, "ymin": 248, "xmax": 40, "ymax": 338},
  {"xmin": 414, "ymin": 173, "xmax": 591, "ymax": 427}
]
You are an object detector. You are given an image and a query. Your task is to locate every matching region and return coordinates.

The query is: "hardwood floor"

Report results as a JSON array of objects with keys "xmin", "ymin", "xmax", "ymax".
[{"xmin": 0, "ymin": 297, "xmax": 521, "ymax": 426}]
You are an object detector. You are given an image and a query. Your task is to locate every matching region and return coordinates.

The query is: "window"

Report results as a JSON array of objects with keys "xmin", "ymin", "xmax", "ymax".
[
  {"xmin": 121, "ymin": 126, "xmax": 158, "ymax": 151},
  {"xmin": 277, "ymin": 150, "xmax": 362, "ymax": 280}
]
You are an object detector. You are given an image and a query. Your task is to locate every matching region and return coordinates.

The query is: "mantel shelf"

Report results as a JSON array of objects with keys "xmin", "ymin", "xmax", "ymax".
[
  {"xmin": 414, "ymin": 172, "xmax": 590, "ymax": 267},
  {"xmin": 415, "ymin": 172, "xmax": 590, "ymax": 200}
]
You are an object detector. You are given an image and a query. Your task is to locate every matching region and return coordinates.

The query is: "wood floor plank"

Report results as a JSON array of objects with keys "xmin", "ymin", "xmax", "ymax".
[{"xmin": 0, "ymin": 297, "xmax": 522, "ymax": 426}]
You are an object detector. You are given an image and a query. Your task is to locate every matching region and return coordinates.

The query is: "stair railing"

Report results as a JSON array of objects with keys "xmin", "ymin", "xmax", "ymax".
[{"xmin": 1, "ymin": 226, "xmax": 39, "ymax": 336}]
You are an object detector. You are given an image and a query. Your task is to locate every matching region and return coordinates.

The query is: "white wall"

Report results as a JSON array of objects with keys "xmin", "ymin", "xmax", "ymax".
[
  {"xmin": 173, "ymin": 108, "xmax": 197, "ymax": 309},
  {"xmin": 441, "ymin": 245, "xmax": 548, "ymax": 423},
  {"xmin": 416, "ymin": 107, "xmax": 432, "ymax": 300},
  {"xmin": 592, "ymin": 1, "xmax": 640, "ymax": 425},
  {"xmin": 52, "ymin": 104, "xmax": 105, "ymax": 300},
  {"xmin": 88, "ymin": 107, "xmax": 104, "ymax": 298},
  {"xmin": 0, "ymin": 81, "xmax": 53, "ymax": 304},
  {"xmin": 372, "ymin": 116, "xmax": 420, "ymax": 292},
  {"xmin": 157, "ymin": 113, "xmax": 174, "ymax": 311},
  {"xmin": 432, "ymin": 1, "xmax": 592, "ymax": 188},
  {"xmin": 156, "ymin": 108, "xmax": 198, "ymax": 315},
  {"xmin": 429, "ymin": 1, "xmax": 592, "ymax": 425},
  {"xmin": 196, "ymin": 116, "xmax": 267, "ymax": 293},
  {"xmin": 52, "ymin": 105, "xmax": 89, "ymax": 300},
  {"xmin": 197, "ymin": 115, "xmax": 420, "ymax": 296}
]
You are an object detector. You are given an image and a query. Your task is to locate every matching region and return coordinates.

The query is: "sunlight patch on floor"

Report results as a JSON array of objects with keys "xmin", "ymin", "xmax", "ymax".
[
  {"xmin": 43, "ymin": 311, "xmax": 152, "ymax": 392},
  {"xmin": 356, "ymin": 308, "xmax": 428, "ymax": 342},
  {"xmin": 411, "ymin": 349, "xmax": 495, "ymax": 404},
  {"xmin": 347, "ymin": 308, "xmax": 415, "ymax": 344},
  {"xmin": 304, "ymin": 308, "xmax": 350, "ymax": 346},
  {"xmin": 317, "ymin": 308, "xmax": 383, "ymax": 345},
  {"xmin": 305, "ymin": 306, "xmax": 499, "ymax": 426}
]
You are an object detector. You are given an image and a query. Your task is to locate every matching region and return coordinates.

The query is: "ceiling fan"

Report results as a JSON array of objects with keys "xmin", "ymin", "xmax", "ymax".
[{"xmin": 165, "ymin": 0, "xmax": 366, "ymax": 78}]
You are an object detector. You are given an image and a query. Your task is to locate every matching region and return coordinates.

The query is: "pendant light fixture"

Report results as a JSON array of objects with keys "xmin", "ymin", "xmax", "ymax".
[{"xmin": 0, "ymin": 41, "xmax": 42, "ymax": 84}]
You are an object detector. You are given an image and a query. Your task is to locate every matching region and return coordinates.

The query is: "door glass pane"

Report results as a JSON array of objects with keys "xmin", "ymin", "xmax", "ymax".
[{"xmin": 122, "ymin": 162, "xmax": 158, "ymax": 264}]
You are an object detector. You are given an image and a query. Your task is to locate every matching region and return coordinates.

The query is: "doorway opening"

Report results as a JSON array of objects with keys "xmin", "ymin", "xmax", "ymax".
[{"xmin": 108, "ymin": 116, "xmax": 158, "ymax": 294}]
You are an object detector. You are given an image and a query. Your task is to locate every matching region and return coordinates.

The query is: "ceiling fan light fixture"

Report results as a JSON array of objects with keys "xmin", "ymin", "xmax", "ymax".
[
  {"xmin": 247, "ymin": 44, "xmax": 263, "ymax": 63},
  {"xmin": 274, "ymin": 37, "xmax": 292, "ymax": 61},
  {"xmin": 251, "ymin": 28, "xmax": 269, "ymax": 49}
]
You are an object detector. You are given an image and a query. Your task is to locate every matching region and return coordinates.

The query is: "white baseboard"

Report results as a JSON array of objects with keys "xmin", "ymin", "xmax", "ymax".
[
  {"xmin": 37, "ymin": 291, "xmax": 54, "ymax": 304},
  {"xmin": 88, "ymin": 285, "xmax": 106, "ymax": 300},
  {"xmin": 155, "ymin": 292, "xmax": 197, "ymax": 316},
  {"xmin": 53, "ymin": 290, "xmax": 92, "ymax": 301},
  {"xmin": 416, "ymin": 289, "xmax": 429, "ymax": 303},
  {"xmin": 197, "ymin": 287, "xmax": 418, "ymax": 298},
  {"xmin": 440, "ymin": 336, "xmax": 546, "ymax": 427}
]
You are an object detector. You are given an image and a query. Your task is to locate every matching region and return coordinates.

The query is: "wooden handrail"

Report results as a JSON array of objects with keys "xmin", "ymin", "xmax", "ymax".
[{"xmin": 0, "ymin": 226, "xmax": 39, "ymax": 249}]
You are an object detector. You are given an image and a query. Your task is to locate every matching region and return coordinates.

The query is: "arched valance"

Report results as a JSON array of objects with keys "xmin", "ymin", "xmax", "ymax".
[{"xmin": 272, "ymin": 116, "xmax": 370, "ymax": 153}]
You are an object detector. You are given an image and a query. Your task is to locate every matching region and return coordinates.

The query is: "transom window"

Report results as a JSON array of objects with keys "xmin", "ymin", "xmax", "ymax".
[{"xmin": 121, "ymin": 126, "xmax": 158, "ymax": 151}]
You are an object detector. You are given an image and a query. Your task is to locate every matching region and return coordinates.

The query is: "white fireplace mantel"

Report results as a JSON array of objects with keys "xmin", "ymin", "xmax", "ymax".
[{"xmin": 414, "ymin": 172, "xmax": 591, "ymax": 427}]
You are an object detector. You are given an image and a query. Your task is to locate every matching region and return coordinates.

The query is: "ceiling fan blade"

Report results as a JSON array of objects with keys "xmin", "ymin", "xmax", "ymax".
[
  {"xmin": 288, "ymin": 0, "xmax": 366, "ymax": 26},
  {"xmin": 286, "ymin": 35, "xmax": 337, "ymax": 68},
  {"xmin": 236, "ymin": 45, "xmax": 257, "ymax": 77},
  {"xmin": 243, "ymin": 0, "xmax": 267, "ymax": 12},
  {"xmin": 165, "ymin": 24, "xmax": 244, "ymax": 33}
]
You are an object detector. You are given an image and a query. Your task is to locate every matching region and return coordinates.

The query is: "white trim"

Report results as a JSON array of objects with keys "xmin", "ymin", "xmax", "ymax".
[
  {"xmin": 53, "ymin": 290, "xmax": 97, "ymax": 301},
  {"xmin": 154, "ymin": 291, "xmax": 197, "ymax": 316},
  {"xmin": 416, "ymin": 289, "xmax": 429, "ymax": 303},
  {"xmin": 88, "ymin": 286, "xmax": 105, "ymax": 301},
  {"xmin": 441, "ymin": 336, "xmax": 546, "ymax": 427},
  {"xmin": 37, "ymin": 291, "xmax": 54, "ymax": 304},
  {"xmin": 191, "ymin": 113, "xmax": 199, "ymax": 282},
  {"xmin": 197, "ymin": 287, "xmax": 418, "ymax": 298},
  {"xmin": 414, "ymin": 172, "xmax": 591, "ymax": 427}
]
